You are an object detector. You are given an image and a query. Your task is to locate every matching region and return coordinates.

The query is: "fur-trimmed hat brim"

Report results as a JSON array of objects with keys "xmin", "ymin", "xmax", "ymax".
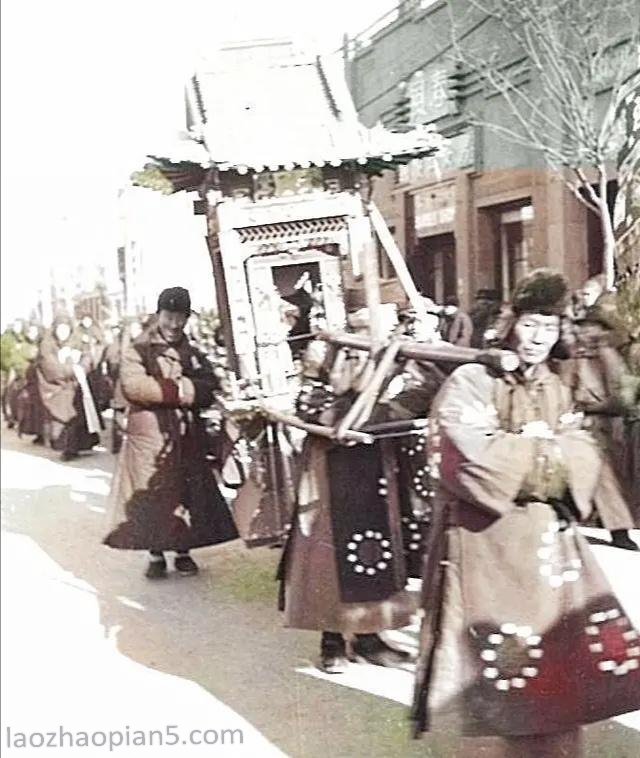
[{"xmin": 512, "ymin": 268, "xmax": 569, "ymax": 316}]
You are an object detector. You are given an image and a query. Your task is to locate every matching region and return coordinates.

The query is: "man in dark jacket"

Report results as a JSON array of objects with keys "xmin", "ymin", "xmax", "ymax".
[
  {"xmin": 103, "ymin": 287, "xmax": 237, "ymax": 578},
  {"xmin": 441, "ymin": 296, "xmax": 473, "ymax": 347},
  {"xmin": 16, "ymin": 322, "xmax": 46, "ymax": 443},
  {"xmin": 469, "ymin": 289, "xmax": 502, "ymax": 348}
]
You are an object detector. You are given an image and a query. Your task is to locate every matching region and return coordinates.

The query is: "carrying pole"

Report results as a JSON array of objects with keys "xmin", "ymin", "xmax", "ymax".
[
  {"xmin": 368, "ymin": 201, "xmax": 427, "ymax": 318},
  {"xmin": 259, "ymin": 406, "xmax": 374, "ymax": 445},
  {"xmin": 317, "ymin": 330, "xmax": 520, "ymax": 373},
  {"xmin": 360, "ymin": 202, "xmax": 384, "ymax": 347}
]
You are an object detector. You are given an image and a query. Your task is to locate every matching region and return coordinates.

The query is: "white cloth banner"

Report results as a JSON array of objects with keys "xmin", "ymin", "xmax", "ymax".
[{"xmin": 71, "ymin": 364, "xmax": 101, "ymax": 435}]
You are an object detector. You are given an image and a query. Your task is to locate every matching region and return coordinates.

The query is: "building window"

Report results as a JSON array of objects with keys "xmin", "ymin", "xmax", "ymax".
[
  {"xmin": 498, "ymin": 205, "xmax": 534, "ymax": 300},
  {"xmin": 376, "ymin": 236, "xmax": 385, "ymax": 279},
  {"xmin": 376, "ymin": 226, "xmax": 396, "ymax": 280}
]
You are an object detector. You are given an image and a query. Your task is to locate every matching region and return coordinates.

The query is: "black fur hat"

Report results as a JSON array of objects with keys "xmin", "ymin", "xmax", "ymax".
[
  {"xmin": 157, "ymin": 286, "xmax": 192, "ymax": 316},
  {"xmin": 485, "ymin": 269, "xmax": 571, "ymax": 350},
  {"xmin": 511, "ymin": 268, "xmax": 569, "ymax": 316}
]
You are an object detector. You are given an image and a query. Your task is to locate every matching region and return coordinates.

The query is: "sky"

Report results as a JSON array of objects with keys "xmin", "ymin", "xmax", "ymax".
[{"xmin": 0, "ymin": 0, "xmax": 398, "ymax": 328}]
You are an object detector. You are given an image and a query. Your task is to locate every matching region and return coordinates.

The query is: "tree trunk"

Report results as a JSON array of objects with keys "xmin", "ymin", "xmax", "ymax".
[{"xmin": 598, "ymin": 169, "xmax": 616, "ymax": 290}]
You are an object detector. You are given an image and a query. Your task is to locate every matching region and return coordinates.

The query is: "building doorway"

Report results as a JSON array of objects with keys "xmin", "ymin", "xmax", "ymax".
[
  {"xmin": 409, "ymin": 232, "xmax": 456, "ymax": 304},
  {"xmin": 586, "ymin": 180, "xmax": 617, "ymax": 278}
]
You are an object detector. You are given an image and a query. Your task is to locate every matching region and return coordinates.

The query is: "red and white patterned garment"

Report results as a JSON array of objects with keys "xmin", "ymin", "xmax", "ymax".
[{"xmin": 413, "ymin": 362, "xmax": 640, "ymax": 738}]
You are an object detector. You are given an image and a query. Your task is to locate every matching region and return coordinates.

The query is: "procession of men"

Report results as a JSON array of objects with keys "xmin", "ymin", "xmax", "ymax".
[
  {"xmin": 2, "ymin": 266, "xmax": 639, "ymax": 757},
  {"xmin": 3, "ymin": 0, "xmax": 640, "ymax": 751}
]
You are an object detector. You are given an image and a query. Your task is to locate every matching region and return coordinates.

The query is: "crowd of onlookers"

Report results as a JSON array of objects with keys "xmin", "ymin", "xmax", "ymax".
[
  {"xmin": 0, "ymin": 310, "xmax": 221, "ymax": 460},
  {"xmin": 2, "ymin": 314, "xmax": 136, "ymax": 459}
]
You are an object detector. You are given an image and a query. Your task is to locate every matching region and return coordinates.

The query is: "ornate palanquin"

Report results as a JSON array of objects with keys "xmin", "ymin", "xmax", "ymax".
[{"xmin": 134, "ymin": 50, "xmax": 444, "ymax": 406}]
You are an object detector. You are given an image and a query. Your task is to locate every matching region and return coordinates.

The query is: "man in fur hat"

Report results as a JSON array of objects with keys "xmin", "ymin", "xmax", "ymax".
[
  {"xmin": 560, "ymin": 298, "xmax": 638, "ymax": 549},
  {"xmin": 279, "ymin": 305, "xmax": 430, "ymax": 673},
  {"xmin": 440, "ymin": 295, "xmax": 473, "ymax": 347},
  {"xmin": 412, "ymin": 269, "xmax": 640, "ymax": 756},
  {"xmin": 103, "ymin": 287, "xmax": 237, "ymax": 578}
]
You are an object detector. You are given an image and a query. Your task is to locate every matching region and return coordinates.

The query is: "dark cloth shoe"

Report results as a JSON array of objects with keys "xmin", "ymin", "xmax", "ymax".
[
  {"xmin": 319, "ymin": 632, "xmax": 349, "ymax": 674},
  {"xmin": 610, "ymin": 530, "xmax": 640, "ymax": 551},
  {"xmin": 174, "ymin": 554, "xmax": 199, "ymax": 576},
  {"xmin": 61, "ymin": 451, "xmax": 79, "ymax": 462},
  {"xmin": 32, "ymin": 435, "xmax": 44, "ymax": 445},
  {"xmin": 145, "ymin": 557, "xmax": 167, "ymax": 579},
  {"xmin": 351, "ymin": 634, "xmax": 415, "ymax": 669}
]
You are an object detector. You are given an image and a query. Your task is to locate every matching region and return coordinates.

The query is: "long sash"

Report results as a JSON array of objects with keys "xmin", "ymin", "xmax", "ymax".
[
  {"xmin": 328, "ymin": 442, "xmax": 406, "ymax": 603},
  {"xmin": 72, "ymin": 364, "xmax": 101, "ymax": 434}
]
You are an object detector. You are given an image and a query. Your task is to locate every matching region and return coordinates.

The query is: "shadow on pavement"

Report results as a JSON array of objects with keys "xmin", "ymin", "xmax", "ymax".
[{"xmin": 2, "ymin": 430, "xmax": 640, "ymax": 758}]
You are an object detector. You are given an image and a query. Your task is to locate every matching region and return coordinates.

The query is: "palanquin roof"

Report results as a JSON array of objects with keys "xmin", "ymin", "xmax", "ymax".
[{"xmin": 134, "ymin": 46, "xmax": 443, "ymax": 193}]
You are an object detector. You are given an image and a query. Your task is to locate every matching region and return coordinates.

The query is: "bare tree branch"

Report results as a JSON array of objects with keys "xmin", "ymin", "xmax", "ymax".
[
  {"xmin": 573, "ymin": 167, "xmax": 601, "ymax": 207},
  {"xmin": 443, "ymin": 0, "xmax": 639, "ymax": 286},
  {"xmin": 562, "ymin": 180, "xmax": 601, "ymax": 215},
  {"xmin": 455, "ymin": 0, "xmax": 638, "ymax": 169}
]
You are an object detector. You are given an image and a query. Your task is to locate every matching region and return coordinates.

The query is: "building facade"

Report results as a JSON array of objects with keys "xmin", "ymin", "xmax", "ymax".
[
  {"xmin": 117, "ymin": 186, "xmax": 212, "ymax": 318},
  {"xmin": 345, "ymin": 0, "xmax": 632, "ymax": 307}
]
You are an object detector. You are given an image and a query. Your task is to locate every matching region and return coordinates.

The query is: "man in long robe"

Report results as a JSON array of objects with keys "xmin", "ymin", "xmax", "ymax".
[
  {"xmin": 16, "ymin": 323, "xmax": 46, "ymax": 443},
  {"xmin": 36, "ymin": 316, "xmax": 100, "ymax": 460},
  {"xmin": 412, "ymin": 269, "xmax": 640, "ymax": 757},
  {"xmin": 280, "ymin": 309, "xmax": 444, "ymax": 673},
  {"xmin": 560, "ymin": 302, "xmax": 638, "ymax": 548},
  {"xmin": 103, "ymin": 287, "xmax": 237, "ymax": 578}
]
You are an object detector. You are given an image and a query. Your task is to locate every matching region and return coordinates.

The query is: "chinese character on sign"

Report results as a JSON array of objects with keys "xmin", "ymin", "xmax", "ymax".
[
  {"xmin": 414, "ymin": 184, "xmax": 456, "ymax": 235},
  {"xmin": 398, "ymin": 132, "xmax": 475, "ymax": 185},
  {"xmin": 429, "ymin": 68, "xmax": 448, "ymax": 111},
  {"xmin": 417, "ymin": 64, "xmax": 452, "ymax": 122},
  {"xmin": 409, "ymin": 71, "xmax": 426, "ymax": 125}
]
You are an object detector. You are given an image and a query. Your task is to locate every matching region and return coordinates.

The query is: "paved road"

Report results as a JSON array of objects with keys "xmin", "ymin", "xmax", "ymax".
[{"xmin": 1, "ymin": 430, "xmax": 639, "ymax": 757}]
